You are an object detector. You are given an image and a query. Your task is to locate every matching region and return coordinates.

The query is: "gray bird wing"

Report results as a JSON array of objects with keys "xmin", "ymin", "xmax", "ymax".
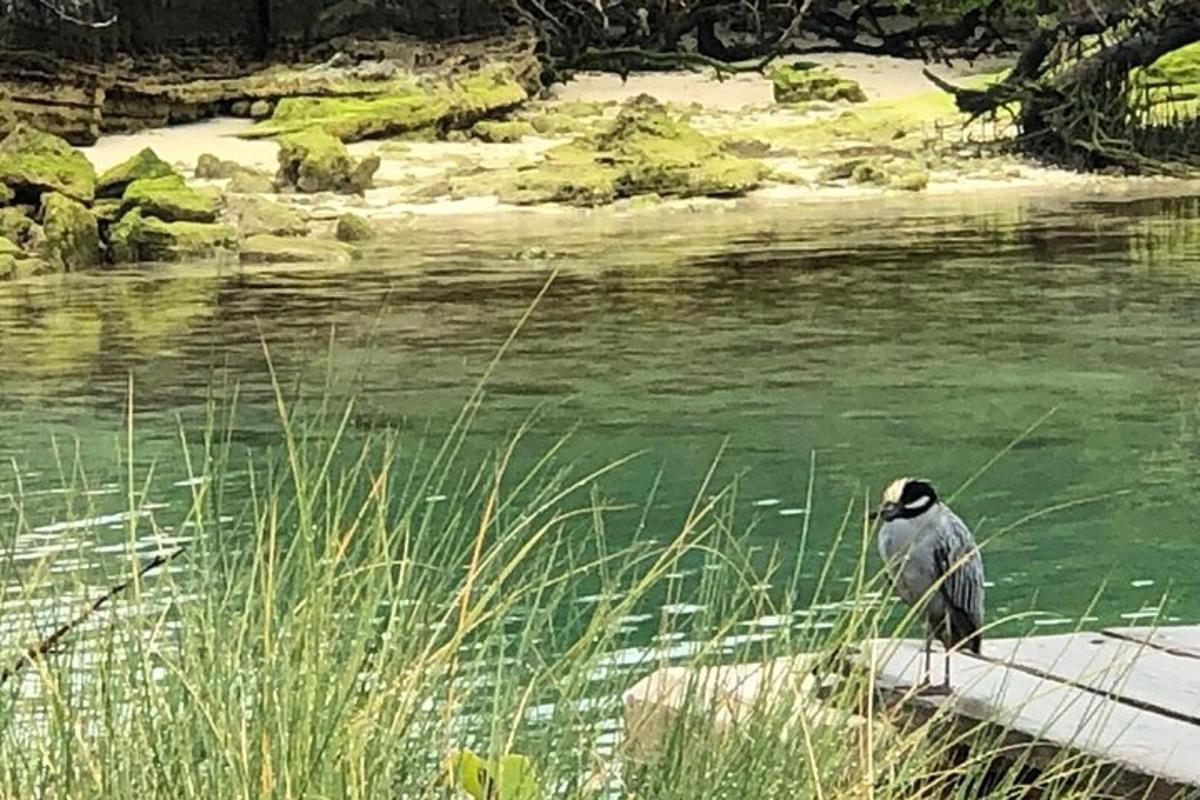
[{"xmin": 931, "ymin": 510, "xmax": 985, "ymax": 642}]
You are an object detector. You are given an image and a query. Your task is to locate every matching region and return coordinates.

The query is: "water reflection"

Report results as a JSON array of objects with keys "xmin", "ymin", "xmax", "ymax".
[{"xmin": 2, "ymin": 190, "xmax": 1200, "ymax": 681}]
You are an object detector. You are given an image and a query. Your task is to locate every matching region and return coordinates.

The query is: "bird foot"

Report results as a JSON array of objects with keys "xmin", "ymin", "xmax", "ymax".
[{"xmin": 913, "ymin": 681, "xmax": 953, "ymax": 697}]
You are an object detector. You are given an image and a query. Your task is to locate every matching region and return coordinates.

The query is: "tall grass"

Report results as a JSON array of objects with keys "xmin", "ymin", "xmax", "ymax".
[{"xmin": 0, "ymin": 370, "xmax": 1140, "ymax": 799}]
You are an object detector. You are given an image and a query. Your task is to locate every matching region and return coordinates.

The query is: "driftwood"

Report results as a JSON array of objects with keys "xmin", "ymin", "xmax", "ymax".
[{"xmin": 925, "ymin": 1, "xmax": 1200, "ymax": 170}]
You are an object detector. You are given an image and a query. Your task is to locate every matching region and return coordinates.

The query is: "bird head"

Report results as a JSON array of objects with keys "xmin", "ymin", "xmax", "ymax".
[{"xmin": 874, "ymin": 477, "xmax": 939, "ymax": 522}]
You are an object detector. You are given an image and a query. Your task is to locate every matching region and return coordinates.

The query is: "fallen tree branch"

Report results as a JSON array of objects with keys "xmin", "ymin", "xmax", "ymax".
[
  {"xmin": 28, "ymin": 0, "xmax": 117, "ymax": 28},
  {"xmin": 0, "ymin": 546, "xmax": 187, "ymax": 687}
]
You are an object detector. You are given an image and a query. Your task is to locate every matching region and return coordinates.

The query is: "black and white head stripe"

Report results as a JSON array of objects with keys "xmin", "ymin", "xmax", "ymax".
[{"xmin": 897, "ymin": 478, "xmax": 938, "ymax": 518}]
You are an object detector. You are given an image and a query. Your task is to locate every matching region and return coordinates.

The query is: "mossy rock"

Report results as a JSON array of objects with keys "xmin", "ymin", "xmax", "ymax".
[
  {"xmin": 227, "ymin": 170, "xmax": 278, "ymax": 194},
  {"xmin": 473, "ymin": 96, "xmax": 764, "ymax": 207},
  {"xmin": 526, "ymin": 112, "xmax": 591, "ymax": 136},
  {"xmin": 888, "ymin": 167, "xmax": 930, "ymax": 192},
  {"xmin": 226, "ymin": 195, "xmax": 308, "ymax": 238},
  {"xmin": 96, "ymin": 148, "xmax": 176, "ymax": 198},
  {"xmin": 335, "ymin": 212, "xmax": 375, "ymax": 243},
  {"xmin": 0, "ymin": 125, "xmax": 96, "ymax": 203},
  {"xmin": 92, "ymin": 198, "xmax": 125, "ymax": 225},
  {"xmin": 0, "ymin": 236, "xmax": 21, "ymax": 257},
  {"xmin": 772, "ymin": 64, "xmax": 867, "ymax": 105},
  {"xmin": 122, "ymin": 174, "xmax": 219, "ymax": 223},
  {"xmin": 277, "ymin": 130, "xmax": 377, "ymax": 194},
  {"xmin": 196, "ymin": 153, "xmax": 266, "ymax": 181},
  {"xmin": 109, "ymin": 208, "xmax": 237, "ymax": 263},
  {"xmin": 849, "ymin": 160, "xmax": 890, "ymax": 186},
  {"xmin": 248, "ymin": 63, "xmax": 528, "ymax": 143},
  {"xmin": 0, "ymin": 253, "xmax": 53, "ymax": 280},
  {"xmin": 0, "ymin": 206, "xmax": 34, "ymax": 244},
  {"xmin": 40, "ymin": 192, "xmax": 99, "ymax": 271},
  {"xmin": 0, "ymin": 184, "xmax": 13, "ymax": 205},
  {"xmin": 470, "ymin": 120, "xmax": 537, "ymax": 143},
  {"xmin": 240, "ymin": 234, "xmax": 358, "ymax": 266}
]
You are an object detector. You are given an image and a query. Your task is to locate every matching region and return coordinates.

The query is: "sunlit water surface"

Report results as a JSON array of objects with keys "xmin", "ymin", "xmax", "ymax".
[{"xmin": 3, "ymin": 190, "xmax": 1200, "ymax": 714}]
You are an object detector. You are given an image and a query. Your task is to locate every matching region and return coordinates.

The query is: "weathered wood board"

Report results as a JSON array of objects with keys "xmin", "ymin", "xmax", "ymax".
[{"xmin": 623, "ymin": 627, "xmax": 1200, "ymax": 800}]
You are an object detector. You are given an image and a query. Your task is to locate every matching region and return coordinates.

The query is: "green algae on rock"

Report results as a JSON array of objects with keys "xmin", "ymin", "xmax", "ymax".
[
  {"xmin": 335, "ymin": 212, "xmax": 376, "ymax": 243},
  {"xmin": 0, "ymin": 125, "xmax": 96, "ymax": 203},
  {"xmin": 0, "ymin": 184, "xmax": 13, "ymax": 205},
  {"xmin": 277, "ymin": 130, "xmax": 378, "ymax": 194},
  {"xmin": 109, "ymin": 208, "xmax": 237, "ymax": 263},
  {"xmin": 240, "ymin": 233, "xmax": 358, "ymax": 265},
  {"xmin": 96, "ymin": 148, "xmax": 176, "ymax": 198},
  {"xmin": 247, "ymin": 63, "xmax": 529, "ymax": 143},
  {"xmin": 226, "ymin": 194, "xmax": 308, "ymax": 238},
  {"xmin": 40, "ymin": 192, "xmax": 101, "ymax": 271},
  {"xmin": 470, "ymin": 119, "xmax": 537, "ymax": 143},
  {"xmin": 122, "ymin": 174, "xmax": 219, "ymax": 223},
  {"xmin": 470, "ymin": 95, "xmax": 765, "ymax": 207},
  {"xmin": 771, "ymin": 63, "xmax": 867, "ymax": 105},
  {"xmin": 0, "ymin": 207, "xmax": 34, "ymax": 244}
]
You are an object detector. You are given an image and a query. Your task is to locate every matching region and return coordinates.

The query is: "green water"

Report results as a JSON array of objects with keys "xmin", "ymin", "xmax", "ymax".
[{"xmin": 3, "ymin": 190, "xmax": 1200, "ymax": 644}]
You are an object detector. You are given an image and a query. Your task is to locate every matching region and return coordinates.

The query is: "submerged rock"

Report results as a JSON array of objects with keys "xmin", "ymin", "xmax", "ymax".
[
  {"xmin": 249, "ymin": 63, "xmax": 529, "ymax": 143},
  {"xmin": 96, "ymin": 148, "xmax": 175, "ymax": 198},
  {"xmin": 0, "ymin": 253, "xmax": 53, "ymax": 280},
  {"xmin": 771, "ymin": 64, "xmax": 867, "ymax": 105},
  {"xmin": 335, "ymin": 212, "xmax": 375, "ymax": 242},
  {"xmin": 109, "ymin": 208, "xmax": 237, "ymax": 263},
  {"xmin": 122, "ymin": 174, "xmax": 219, "ymax": 223},
  {"xmin": 40, "ymin": 192, "xmax": 100, "ymax": 271},
  {"xmin": 226, "ymin": 195, "xmax": 308, "ymax": 238},
  {"xmin": 240, "ymin": 234, "xmax": 358, "ymax": 265},
  {"xmin": 276, "ymin": 130, "xmax": 378, "ymax": 194},
  {"xmin": 0, "ymin": 125, "xmax": 96, "ymax": 203}
]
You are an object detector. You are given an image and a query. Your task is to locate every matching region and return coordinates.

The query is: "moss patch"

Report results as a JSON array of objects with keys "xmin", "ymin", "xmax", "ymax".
[
  {"xmin": 470, "ymin": 119, "xmax": 537, "ymax": 143},
  {"xmin": 40, "ymin": 192, "xmax": 100, "ymax": 271},
  {"xmin": 240, "ymin": 234, "xmax": 358, "ymax": 265},
  {"xmin": 0, "ymin": 125, "xmax": 96, "ymax": 203},
  {"xmin": 771, "ymin": 63, "xmax": 867, "ymax": 104},
  {"xmin": 277, "ymin": 130, "xmax": 378, "ymax": 194},
  {"xmin": 110, "ymin": 208, "xmax": 237, "ymax": 263},
  {"xmin": 247, "ymin": 64, "xmax": 528, "ymax": 143},
  {"xmin": 97, "ymin": 148, "xmax": 176, "ymax": 198},
  {"xmin": 0, "ymin": 207, "xmax": 34, "ymax": 244},
  {"xmin": 0, "ymin": 184, "xmax": 13, "ymax": 205},
  {"xmin": 466, "ymin": 95, "xmax": 765, "ymax": 207},
  {"xmin": 122, "ymin": 174, "xmax": 219, "ymax": 223},
  {"xmin": 335, "ymin": 212, "xmax": 375, "ymax": 243},
  {"xmin": 1139, "ymin": 42, "xmax": 1200, "ymax": 120}
]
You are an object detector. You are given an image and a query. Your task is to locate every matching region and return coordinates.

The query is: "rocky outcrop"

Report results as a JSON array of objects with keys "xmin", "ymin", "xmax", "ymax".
[
  {"xmin": 40, "ymin": 192, "xmax": 101, "ymax": 271},
  {"xmin": 97, "ymin": 148, "xmax": 176, "ymax": 198},
  {"xmin": 109, "ymin": 209, "xmax": 238, "ymax": 262},
  {"xmin": 122, "ymin": 174, "xmax": 220, "ymax": 223},
  {"xmin": 465, "ymin": 95, "xmax": 766, "ymax": 207},
  {"xmin": 771, "ymin": 64, "xmax": 867, "ymax": 104},
  {"xmin": 276, "ymin": 130, "xmax": 378, "ymax": 193},
  {"xmin": 0, "ymin": 126, "xmax": 96, "ymax": 204},
  {"xmin": 246, "ymin": 62, "xmax": 531, "ymax": 143}
]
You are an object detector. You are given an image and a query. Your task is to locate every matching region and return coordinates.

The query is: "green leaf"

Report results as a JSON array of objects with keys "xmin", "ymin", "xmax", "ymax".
[{"xmin": 447, "ymin": 749, "xmax": 539, "ymax": 800}]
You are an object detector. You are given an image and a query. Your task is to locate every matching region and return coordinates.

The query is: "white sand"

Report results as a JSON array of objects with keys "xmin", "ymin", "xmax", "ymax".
[{"xmin": 80, "ymin": 118, "xmax": 279, "ymax": 174}]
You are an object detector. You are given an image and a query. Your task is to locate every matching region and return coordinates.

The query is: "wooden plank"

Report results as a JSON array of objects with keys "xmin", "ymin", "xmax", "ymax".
[
  {"xmin": 984, "ymin": 632, "xmax": 1200, "ymax": 725},
  {"xmin": 1105, "ymin": 625, "xmax": 1200, "ymax": 660},
  {"xmin": 869, "ymin": 639, "xmax": 1200, "ymax": 795}
]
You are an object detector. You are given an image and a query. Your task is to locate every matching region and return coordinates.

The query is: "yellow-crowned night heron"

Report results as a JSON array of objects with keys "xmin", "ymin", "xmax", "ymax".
[{"xmin": 875, "ymin": 477, "xmax": 985, "ymax": 695}]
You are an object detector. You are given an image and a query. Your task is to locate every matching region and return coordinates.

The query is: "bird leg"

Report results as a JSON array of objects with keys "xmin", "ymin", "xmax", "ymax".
[{"xmin": 915, "ymin": 624, "xmax": 952, "ymax": 697}]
